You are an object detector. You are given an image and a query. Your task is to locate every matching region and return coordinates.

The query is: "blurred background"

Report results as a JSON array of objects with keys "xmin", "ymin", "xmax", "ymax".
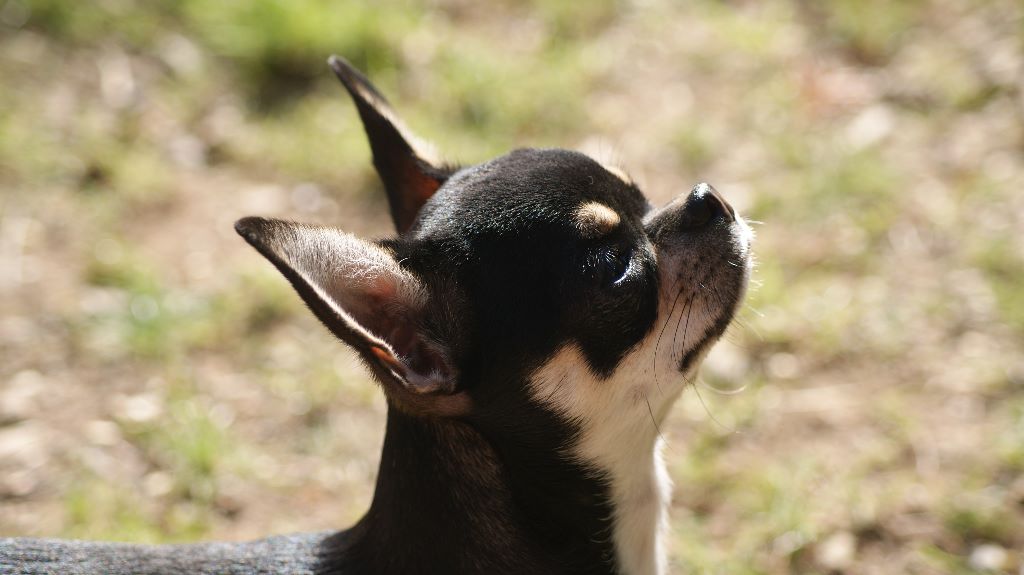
[{"xmin": 1, "ymin": 0, "xmax": 1022, "ymax": 573}]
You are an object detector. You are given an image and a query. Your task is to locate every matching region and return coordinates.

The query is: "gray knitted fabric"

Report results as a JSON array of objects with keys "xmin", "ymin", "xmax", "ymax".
[{"xmin": 0, "ymin": 532, "xmax": 334, "ymax": 575}]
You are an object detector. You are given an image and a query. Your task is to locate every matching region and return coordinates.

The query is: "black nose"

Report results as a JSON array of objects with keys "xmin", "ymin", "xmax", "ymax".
[{"xmin": 677, "ymin": 182, "xmax": 735, "ymax": 230}]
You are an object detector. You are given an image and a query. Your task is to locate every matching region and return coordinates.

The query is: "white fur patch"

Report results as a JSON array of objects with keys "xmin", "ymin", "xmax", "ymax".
[
  {"xmin": 530, "ymin": 345, "xmax": 677, "ymax": 575},
  {"xmin": 528, "ymin": 220, "xmax": 752, "ymax": 575}
]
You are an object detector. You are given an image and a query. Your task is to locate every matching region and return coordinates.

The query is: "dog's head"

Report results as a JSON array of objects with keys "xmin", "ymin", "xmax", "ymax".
[{"xmin": 236, "ymin": 57, "xmax": 751, "ymax": 531}]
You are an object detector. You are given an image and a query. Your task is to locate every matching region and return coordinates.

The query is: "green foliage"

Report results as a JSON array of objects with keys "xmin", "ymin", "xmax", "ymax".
[
  {"xmin": 178, "ymin": 0, "xmax": 421, "ymax": 108},
  {"xmin": 129, "ymin": 389, "xmax": 230, "ymax": 504},
  {"xmin": 528, "ymin": 0, "xmax": 621, "ymax": 42},
  {"xmin": 973, "ymin": 235, "xmax": 1024, "ymax": 335},
  {"xmin": 64, "ymin": 477, "xmax": 168, "ymax": 543},
  {"xmin": 812, "ymin": 0, "xmax": 927, "ymax": 64},
  {"xmin": 19, "ymin": 0, "xmax": 180, "ymax": 48}
]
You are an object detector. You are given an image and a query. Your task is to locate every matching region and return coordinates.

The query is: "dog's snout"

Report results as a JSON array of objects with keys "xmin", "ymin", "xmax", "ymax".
[
  {"xmin": 678, "ymin": 183, "xmax": 734, "ymax": 229},
  {"xmin": 643, "ymin": 182, "xmax": 737, "ymax": 240}
]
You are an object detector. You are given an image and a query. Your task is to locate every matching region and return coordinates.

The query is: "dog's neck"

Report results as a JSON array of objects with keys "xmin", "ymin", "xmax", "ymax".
[
  {"xmin": 323, "ymin": 403, "xmax": 666, "ymax": 575},
  {"xmin": 327, "ymin": 410, "xmax": 542, "ymax": 574}
]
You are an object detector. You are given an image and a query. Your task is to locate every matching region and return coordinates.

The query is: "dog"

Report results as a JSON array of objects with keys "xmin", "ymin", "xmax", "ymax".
[{"xmin": 1, "ymin": 55, "xmax": 752, "ymax": 575}]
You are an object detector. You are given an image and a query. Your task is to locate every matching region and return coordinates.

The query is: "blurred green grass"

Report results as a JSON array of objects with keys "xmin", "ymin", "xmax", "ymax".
[{"xmin": 1, "ymin": 0, "xmax": 1022, "ymax": 573}]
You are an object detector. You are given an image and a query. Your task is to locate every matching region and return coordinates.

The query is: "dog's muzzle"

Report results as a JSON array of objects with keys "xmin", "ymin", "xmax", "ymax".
[{"xmin": 643, "ymin": 182, "xmax": 736, "ymax": 239}]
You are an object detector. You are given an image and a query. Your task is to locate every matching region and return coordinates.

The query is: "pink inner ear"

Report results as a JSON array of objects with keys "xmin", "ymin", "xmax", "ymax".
[
  {"xmin": 387, "ymin": 323, "xmax": 450, "ymax": 383},
  {"xmin": 368, "ymin": 276, "xmax": 399, "ymax": 300},
  {"xmin": 346, "ymin": 284, "xmax": 448, "ymax": 386}
]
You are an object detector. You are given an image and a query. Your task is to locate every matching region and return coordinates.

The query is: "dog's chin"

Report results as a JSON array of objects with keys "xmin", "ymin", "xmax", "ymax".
[{"xmin": 666, "ymin": 217, "xmax": 753, "ymax": 374}]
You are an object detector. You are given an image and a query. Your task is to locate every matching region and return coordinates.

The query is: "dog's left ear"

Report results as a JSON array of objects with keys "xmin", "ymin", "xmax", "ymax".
[
  {"xmin": 235, "ymin": 216, "xmax": 469, "ymax": 418},
  {"xmin": 328, "ymin": 55, "xmax": 451, "ymax": 234}
]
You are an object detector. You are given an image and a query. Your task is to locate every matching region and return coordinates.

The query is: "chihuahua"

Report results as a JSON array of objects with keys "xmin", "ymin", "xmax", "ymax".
[{"xmin": 1, "ymin": 56, "xmax": 752, "ymax": 575}]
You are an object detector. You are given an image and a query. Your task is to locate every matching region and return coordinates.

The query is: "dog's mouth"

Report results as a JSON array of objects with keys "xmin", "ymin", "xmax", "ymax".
[{"xmin": 646, "ymin": 184, "xmax": 753, "ymax": 375}]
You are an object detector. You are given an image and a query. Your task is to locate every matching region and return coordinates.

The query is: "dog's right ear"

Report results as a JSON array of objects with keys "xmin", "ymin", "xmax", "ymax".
[
  {"xmin": 235, "ymin": 216, "xmax": 469, "ymax": 418},
  {"xmin": 328, "ymin": 55, "xmax": 451, "ymax": 235}
]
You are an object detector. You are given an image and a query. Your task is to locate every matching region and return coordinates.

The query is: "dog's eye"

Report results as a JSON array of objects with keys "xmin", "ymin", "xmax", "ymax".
[{"xmin": 586, "ymin": 245, "xmax": 633, "ymax": 286}]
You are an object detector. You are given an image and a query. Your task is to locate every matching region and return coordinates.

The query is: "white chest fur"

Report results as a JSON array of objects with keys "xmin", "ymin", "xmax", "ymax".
[{"xmin": 529, "ymin": 344, "xmax": 691, "ymax": 575}]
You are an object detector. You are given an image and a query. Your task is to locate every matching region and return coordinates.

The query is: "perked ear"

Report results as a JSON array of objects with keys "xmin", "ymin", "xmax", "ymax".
[
  {"xmin": 328, "ymin": 55, "xmax": 451, "ymax": 234},
  {"xmin": 235, "ymin": 217, "xmax": 469, "ymax": 418}
]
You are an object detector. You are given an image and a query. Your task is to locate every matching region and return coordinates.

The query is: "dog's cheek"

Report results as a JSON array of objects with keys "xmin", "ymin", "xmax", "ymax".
[{"xmin": 651, "ymin": 244, "xmax": 731, "ymax": 367}]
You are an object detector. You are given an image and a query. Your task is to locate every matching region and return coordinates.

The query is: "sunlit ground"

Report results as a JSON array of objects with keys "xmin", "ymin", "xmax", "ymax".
[{"xmin": 1, "ymin": 1, "xmax": 1022, "ymax": 573}]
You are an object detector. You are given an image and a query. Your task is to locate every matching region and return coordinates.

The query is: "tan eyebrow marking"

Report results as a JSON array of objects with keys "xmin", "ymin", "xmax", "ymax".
[{"xmin": 574, "ymin": 201, "xmax": 621, "ymax": 238}]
